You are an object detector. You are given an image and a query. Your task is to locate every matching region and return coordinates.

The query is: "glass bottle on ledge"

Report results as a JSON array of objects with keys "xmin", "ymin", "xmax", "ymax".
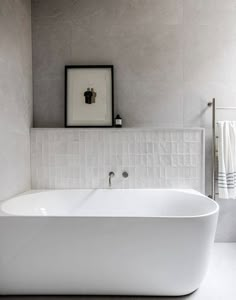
[{"xmin": 115, "ymin": 114, "xmax": 122, "ymax": 128}]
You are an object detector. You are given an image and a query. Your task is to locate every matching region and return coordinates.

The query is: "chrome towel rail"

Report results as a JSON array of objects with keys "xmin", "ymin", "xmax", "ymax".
[
  {"xmin": 208, "ymin": 99, "xmax": 216, "ymax": 199},
  {"xmin": 207, "ymin": 99, "xmax": 236, "ymax": 199}
]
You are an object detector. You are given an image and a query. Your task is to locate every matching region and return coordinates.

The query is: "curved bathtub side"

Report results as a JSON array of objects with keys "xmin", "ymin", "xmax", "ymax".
[
  {"xmin": 163, "ymin": 211, "xmax": 219, "ymax": 296},
  {"xmin": 0, "ymin": 209, "xmax": 218, "ymax": 296}
]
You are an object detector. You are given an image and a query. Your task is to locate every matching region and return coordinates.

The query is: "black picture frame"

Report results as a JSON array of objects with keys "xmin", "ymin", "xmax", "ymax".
[{"xmin": 65, "ymin": 65, "xmax": 114, "ymax": 128}]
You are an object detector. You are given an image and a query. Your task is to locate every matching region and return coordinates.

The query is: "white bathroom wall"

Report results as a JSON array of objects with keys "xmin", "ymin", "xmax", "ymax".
[
  {"xmin": 31, "ymin": 0, "xmax": 236, "ymax": 195},
  {"xmin": 31, "ymin": 128, "xmax": 205, "ymax": 191},
  {"xmin": 0, "ymin": 0, "xmax": 32, "ymax": 201}
]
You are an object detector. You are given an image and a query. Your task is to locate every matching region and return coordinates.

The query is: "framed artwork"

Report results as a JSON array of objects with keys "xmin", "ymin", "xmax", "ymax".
[{"xmin": 65, "ymin": 65, "xmax": 114, "ymax": 127}]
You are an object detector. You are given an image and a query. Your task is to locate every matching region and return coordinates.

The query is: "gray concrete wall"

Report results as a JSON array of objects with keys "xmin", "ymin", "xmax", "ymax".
[
  {"xmin": 32, "ymin": 0, "xmax": 236, "ymax": 241},
  {"xmin": 0, "ymin": 0, "xmax": 32, "ymax": 201}
]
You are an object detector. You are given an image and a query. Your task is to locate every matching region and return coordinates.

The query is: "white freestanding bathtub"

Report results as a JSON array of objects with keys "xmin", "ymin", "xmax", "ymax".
[{"xmin": 0, "ymin": 189, "xmax": 218, "ymax": 296}]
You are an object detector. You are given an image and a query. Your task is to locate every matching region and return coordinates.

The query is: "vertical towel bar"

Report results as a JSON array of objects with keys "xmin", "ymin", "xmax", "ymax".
[{"xmin": 208, "ymin": 98, "xmax": 216, "ymax": 199}]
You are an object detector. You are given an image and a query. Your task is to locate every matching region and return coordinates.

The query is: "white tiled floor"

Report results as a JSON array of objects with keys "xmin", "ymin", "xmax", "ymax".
[{"xmin": 1, "ymin": 243, "xmax": 235, "ymax": 300}]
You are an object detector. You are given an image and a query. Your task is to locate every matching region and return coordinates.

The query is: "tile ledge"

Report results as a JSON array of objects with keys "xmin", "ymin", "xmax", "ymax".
[{"xmin": 31, "ymin": 127, "xmax": 205, "ymax": 131}]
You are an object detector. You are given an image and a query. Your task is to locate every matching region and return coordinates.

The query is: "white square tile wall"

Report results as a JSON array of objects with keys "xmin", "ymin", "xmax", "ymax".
[{"xmin": 31, "ymin": 128, "xmax": 205, "ymax": 192}]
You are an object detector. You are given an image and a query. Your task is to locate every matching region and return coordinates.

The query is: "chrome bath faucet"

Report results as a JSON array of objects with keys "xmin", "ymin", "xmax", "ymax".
[{"xmin": 108, "ymin": 172, "xmax": 115, "ymax": 187}]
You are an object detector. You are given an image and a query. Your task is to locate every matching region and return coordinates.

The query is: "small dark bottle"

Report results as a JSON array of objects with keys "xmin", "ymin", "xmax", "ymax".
[{"xmin": 115, "ymin": 114, "xmax": 122, "ymax": 128}]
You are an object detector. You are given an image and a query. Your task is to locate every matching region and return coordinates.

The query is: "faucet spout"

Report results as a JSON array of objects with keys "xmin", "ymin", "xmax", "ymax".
[{"xmin": 108, "ymin": 172, "xmax": 115, "ymax": 187}]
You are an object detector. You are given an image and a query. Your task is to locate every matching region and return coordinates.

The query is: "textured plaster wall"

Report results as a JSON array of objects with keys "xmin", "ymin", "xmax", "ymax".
[{"xmin": 0, "ymin": 0, "xmax": 32, "ymax": 201}]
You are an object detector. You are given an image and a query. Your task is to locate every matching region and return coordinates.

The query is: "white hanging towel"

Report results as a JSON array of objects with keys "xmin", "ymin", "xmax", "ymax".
[{"xmin": 218, "ymin": 121, "xmax": 236, "ymax": 199}]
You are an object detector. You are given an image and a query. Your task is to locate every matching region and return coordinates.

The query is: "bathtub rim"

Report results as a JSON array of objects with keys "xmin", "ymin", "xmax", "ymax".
[{"xmin": 0, "ymin": 189, "xmax": 219, "ymax": 219}]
